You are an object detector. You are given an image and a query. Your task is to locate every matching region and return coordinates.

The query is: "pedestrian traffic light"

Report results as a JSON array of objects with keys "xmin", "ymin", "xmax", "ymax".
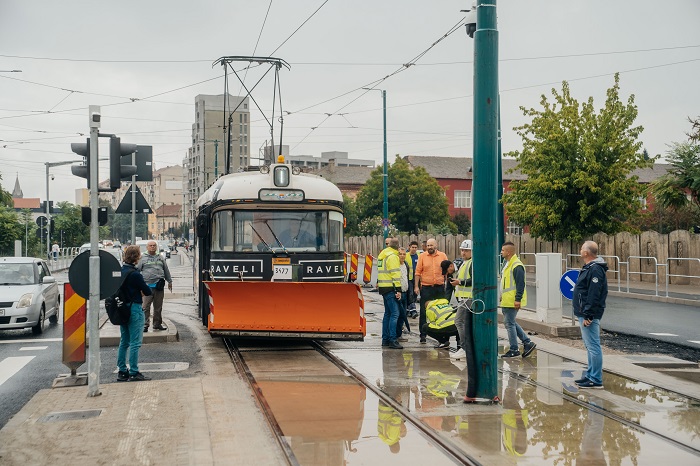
[
  {"xmin": 70, "ymin": 139, "xmax": 91, "ymax": 188},
  {"xmin": 109, "ymin": 137, "xmax": 138, "ymax": 191}
]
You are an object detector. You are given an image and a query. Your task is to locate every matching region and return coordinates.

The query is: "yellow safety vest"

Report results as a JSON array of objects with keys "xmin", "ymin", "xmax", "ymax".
[
  {"xmin": 405, "ymin": 255, "xmax": 414, "ymax": 281},
  {"xmin": 500, "ymin": 255, "xmax": 527, "ymax": 307},
  {"xmin": 426, "ymin": 299, "xmax": 456, "ymax": 330},
  {"xmin": 426, "ymin": 370, "xmax": 461, "ymax": 398},
  {"xmin": 377, "ymin": 247, "xmax": 402, "ymax": 290},
  {"xmin": 502, "ymin": 409, "xmax": 529, "ymax": 456},
  {"xmin": 455, "ymin": 259, "xmax": 473, "ymax": 298},
  {"xmin": 377, "ymin": 402, "xmax": 402, "ymax": 446}
]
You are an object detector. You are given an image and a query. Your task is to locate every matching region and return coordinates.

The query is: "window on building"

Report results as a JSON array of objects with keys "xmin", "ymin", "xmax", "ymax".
[
  {"xmin": 454, "ymin": 190, "xmax": 472, "ymax": 208},
  {"xmin": 507, "ymin": 220, "xmax": 523, "ymax": 235},
  {"xmin": 244, "ymin": 104, "xmax": 248, "ymax": 110},
  {"xmin": 638, "ymin": 196, "xmax": 647, "ymax": 210}
]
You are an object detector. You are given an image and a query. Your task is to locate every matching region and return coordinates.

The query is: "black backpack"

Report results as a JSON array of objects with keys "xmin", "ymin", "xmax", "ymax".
[{"xmin": 105, "ymin": 270, "xmax": 136, "ymax": 325}]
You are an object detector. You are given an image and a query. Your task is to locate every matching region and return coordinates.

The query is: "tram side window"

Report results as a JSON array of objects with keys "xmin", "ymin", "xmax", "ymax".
[
  {"xmin": 329, "ymin": 211, "xmax": 343, "ymax": 252},
  {"xmin": 211, "ymin": 211, "xmax": 234, "ymax": 252},
  {"xmin": 234, "ymin": 211, "xmax": 255, "ymax": 251}
]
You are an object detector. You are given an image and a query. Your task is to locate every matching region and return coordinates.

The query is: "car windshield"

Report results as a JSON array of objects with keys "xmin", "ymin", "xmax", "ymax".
[{"xmin": 0, "ymin": 263, "xmax": 36, "ymax": 285}]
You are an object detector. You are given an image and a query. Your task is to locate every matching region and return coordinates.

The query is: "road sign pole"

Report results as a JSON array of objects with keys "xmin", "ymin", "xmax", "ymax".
[
  {"xmin": 87, "ymin": 105, "xmax": 101, "ymax": 397},
  {"xmin": 131, "ymin": 151, "xmax": 136, "ymax": 243}
]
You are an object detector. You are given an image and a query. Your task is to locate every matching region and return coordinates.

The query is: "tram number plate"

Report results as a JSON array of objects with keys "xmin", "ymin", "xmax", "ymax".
[
  {"xmin": 272, "ymin": 265, "xmax": 292, "ymax": 280},
  {"xmin": 0, "ymin": 309, "xmax": 4, "ymax": 316}
]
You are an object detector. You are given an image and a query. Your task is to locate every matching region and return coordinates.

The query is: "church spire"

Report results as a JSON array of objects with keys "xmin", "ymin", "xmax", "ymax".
[{"xmin": 11, "ymin": 174, "xmax": 23, "ymax": 198}]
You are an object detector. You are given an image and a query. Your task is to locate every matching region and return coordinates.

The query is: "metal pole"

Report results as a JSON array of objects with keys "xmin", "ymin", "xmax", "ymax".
[
  {"xmin": 45, "ymin": 163, "xmax": 50, "ymax": 259},
  {"xmin": 214, "ymin": 140, "xmax": 219, "ymax": 179},
  {"xmin": 471, "ymin": 0, "xmax": 499, "ymax": 400},
  {"xmin": 87, "ymin": 105, "xmax": 101, "ymax": 397},
  {"xmin": 497, "ymin": 99, "xmax": 505, "ymax": 249},
  {"xmin": 382, "ymin": 90, "xmax": 388, "ymax": 239},
  {"xmin": 131, "ymin": 151, "xmax": 136, "ymax": 244}
]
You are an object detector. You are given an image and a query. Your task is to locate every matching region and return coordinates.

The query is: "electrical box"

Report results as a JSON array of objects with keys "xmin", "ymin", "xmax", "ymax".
[{"xmin": 535, "ymin": 253, "xmax": 562, "ymax": 324}]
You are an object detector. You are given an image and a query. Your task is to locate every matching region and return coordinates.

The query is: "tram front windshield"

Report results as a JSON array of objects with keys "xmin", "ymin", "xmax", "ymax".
[{"xmin": 211, "ymin": 210, "xmax": 343, "ymax": 253}]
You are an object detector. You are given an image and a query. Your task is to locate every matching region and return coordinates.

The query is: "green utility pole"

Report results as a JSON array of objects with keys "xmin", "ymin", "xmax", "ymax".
[
  {"xmin": 497, "ymin": 100, "xmax": 504, "ymax": 249},
  {"xmin": 471, "ymin": 0, "xmax": 500, "ymax": 400}
]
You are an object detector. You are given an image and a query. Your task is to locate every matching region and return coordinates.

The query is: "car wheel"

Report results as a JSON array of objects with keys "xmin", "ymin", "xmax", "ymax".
[
  {"xmin": 48, "ymin": 295, "xmax": 61, "ymax": 324},
  {"xmin": 32, "ymin": 305, "xmax": 46, "ymax": 335}
]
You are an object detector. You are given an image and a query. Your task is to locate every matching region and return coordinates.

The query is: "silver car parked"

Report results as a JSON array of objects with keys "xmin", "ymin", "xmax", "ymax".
[{"xmin": 0, "ymin": 257, "xmax": 60, "ymax": 334}]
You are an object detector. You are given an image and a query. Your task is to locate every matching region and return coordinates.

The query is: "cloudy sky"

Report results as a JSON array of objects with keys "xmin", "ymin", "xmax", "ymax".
[{"xmin": 1, "ymin": 0, "xmax": 699, "ymax": 203}]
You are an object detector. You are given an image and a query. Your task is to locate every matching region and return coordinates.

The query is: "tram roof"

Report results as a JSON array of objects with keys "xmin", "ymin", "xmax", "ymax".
[{"xmin": 196, "ymin": 165, "xmax": 343, "ymax": 209}]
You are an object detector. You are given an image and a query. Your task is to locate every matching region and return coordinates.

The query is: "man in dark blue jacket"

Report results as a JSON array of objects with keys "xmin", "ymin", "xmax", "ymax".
[{"xmin": 573, "ymin": 241, "xmax": 608, "ymax": 389}]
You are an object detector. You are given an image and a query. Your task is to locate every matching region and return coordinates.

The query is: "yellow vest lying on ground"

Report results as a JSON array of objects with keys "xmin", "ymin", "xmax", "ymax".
[{"xmin": 426, "ymin": 299, "xmax": 456, "ymax": 330}]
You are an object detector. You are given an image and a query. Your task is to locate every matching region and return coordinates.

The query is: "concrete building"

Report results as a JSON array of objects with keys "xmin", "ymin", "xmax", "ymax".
[
  {"xmin": 288, "ymin": 150, "xmax": 375, "ymax": 169},
  {"xmin": 145, "ymin": 165, "xmax": 183, "ymax": 239},
  {"xmin": 184, "ymin": 94, "xmax": 250, "ymax": 225}
]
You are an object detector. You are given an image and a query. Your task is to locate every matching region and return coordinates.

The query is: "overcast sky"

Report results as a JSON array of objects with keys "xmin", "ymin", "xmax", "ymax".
[{"xmin": 1, "ymin": 0, "xmax": 699, "ymax": 203}]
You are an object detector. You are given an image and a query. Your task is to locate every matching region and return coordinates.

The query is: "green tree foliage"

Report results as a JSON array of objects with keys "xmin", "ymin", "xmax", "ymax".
[
  {"xmin": 0, "ymin": 206, "xmax": 23, "ymax": 255},
  {"xmin": 355, "ymin": 155, "xmax": 452, "ymax": 233},
  {"xmin": 356, "ymin": 216, "xmax": 399, "ymax": 237},
  {"xmin": 452, "ymin": 213, "xmax": 471, "ymax": 235},
  {"xmin": 53, "ymin": 202, "xmax": 90, "ymax": 247},
  {"xmin": 342, "ymin": 194, "xmax": 359, "ymax": 236},
  {"xmin": 688, "ymin": 116, "xmax": 700, "ymax": 143},
  {"xmin": 651, "ymin": 141, "xmax": 700, "ymax": 210},
  {"xmin": 18, "ymin": 209, "xmax": 42, "ymax": 257},
  {"xmin": 502, "ymin": 75, "xmax": 650, "ymax": 241}
]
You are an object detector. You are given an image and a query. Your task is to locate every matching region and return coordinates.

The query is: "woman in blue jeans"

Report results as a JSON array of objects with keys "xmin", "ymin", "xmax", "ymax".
[{"xmin": 117, "ymin": 245, "xmax": 153, "ymax": 382}]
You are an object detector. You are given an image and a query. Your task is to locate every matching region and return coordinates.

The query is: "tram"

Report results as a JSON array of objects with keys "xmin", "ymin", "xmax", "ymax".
[{"xmin": 193, "ymin": 159, "xmax": 366, "ymax": 340}]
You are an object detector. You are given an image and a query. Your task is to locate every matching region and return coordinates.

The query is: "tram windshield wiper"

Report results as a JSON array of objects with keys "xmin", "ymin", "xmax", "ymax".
[
  {"xmin": 250, "ymin": 223, "xmax": 273, "ymax": 252},
  {"xmin": 263, "ymin": 220, "xmax": 287, "ymax": 252}
]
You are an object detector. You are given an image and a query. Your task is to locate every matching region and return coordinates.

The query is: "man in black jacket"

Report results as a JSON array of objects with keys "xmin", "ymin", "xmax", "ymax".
[{"xmin": 573, "ymin": 241, "xmax": 608, "ymax": 389}]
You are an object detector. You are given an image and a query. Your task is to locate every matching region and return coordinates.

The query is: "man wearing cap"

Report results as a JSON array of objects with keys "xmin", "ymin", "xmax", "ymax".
[
  {"xmin": 414, "ymin": 238, "xmax": 448, "ymax": 344},
  {"xmin": 449, "ymin": 240, "xmax": 473, "ymax": 361}
]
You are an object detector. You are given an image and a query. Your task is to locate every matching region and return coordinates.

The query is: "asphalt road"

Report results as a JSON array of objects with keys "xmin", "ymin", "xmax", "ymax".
[{"xmin": 525, "ymin": 285, "xmax": 700, "ymax": 349}]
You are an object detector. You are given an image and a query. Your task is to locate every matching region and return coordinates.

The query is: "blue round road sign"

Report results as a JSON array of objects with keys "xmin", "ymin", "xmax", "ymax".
[{"xmin": 560, "ymin": 270, "xmax": 580, "ymax": 300}]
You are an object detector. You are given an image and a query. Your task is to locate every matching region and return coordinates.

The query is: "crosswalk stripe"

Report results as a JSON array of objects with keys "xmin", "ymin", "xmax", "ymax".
[
  {"xmin": 648, "ymin": 333, "xmax": 678, "ymax": 337},
  {"xmin": 19, "ymin": 346, "xmax": 48, "ymax": 351},
  {"xmin": 0, "ymin": 338, "xmax": 62, "ymax": 345},
  {"xmin": 0, "ymin": 356, "xmax": 35, "ymax": 387}
]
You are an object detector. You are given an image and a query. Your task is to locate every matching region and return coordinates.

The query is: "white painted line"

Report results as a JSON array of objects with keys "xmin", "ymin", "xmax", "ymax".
[
  {"xmin": 0, "ymin": 356, "xmax": 35, "ymax": 387},
  {"xmin": 687, "ymin": 340, "xmax": 700, "ymax": 345},
  {"xmin": 0, "ymin": 338, "xmax": 62, "ymax": 345},
  {"xmin": 19, "ymin": 346, "xmax": 48, "ymax": 351},
  {"xmin": 648, "ymin": 333, "xmax": 678, "ymax": 337}
]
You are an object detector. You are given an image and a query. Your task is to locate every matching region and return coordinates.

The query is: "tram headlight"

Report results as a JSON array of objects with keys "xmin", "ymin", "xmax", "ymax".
[
  {"xmin": 274, "ymin": 166, "xmax": 290, "ymax": 187},
  {"xmin": 260, "ymin": 165, "xmax": 270, "ymax": 174},
  {"xmin": 292, "ymin": 166, "xmax": 301, "ymax": 175}
]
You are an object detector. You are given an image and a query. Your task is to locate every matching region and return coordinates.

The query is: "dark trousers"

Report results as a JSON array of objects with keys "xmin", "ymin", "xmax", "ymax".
[
  {"xmin": 396, "ymin": 291, "xmax": 408, "ymax": 336},
  {"xmin": 419, "ymin": 285, "xmax": 445, "ymax": 339},
  {"xmin": 421, "ymin": 323, "xmax": 458, "ymax": 343}
]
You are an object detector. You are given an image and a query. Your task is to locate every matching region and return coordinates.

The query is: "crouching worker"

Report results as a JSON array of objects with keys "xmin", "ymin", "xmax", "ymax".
[{"xmin": 422, "ymin": 298, "xmax": 458, "ymax": 349}]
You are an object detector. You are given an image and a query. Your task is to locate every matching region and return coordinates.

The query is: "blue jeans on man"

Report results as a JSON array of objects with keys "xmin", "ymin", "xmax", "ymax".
[
  {"xmin": 117, "ymin": 303, "xmax": 146, "ymax": 375},
  {"xmin": 502, "ymin": 307, "xmax": 532, "ymax": 352},
  {"xmin": 382, "ymin": 293, "xmax": 400, "ymax": 344},
  {"xmin": 578, "ymin": 317, "xmax": 603, "ymax": 385}
]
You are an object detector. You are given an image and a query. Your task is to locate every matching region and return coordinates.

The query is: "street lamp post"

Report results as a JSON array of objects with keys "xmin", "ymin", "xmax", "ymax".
[{"xmin": 363, "ymin": 88, "xmax": 389, "ymax": 239}]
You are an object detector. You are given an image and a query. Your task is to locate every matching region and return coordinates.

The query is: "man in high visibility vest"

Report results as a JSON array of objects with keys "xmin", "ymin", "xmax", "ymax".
[
  {"xmin": 500, "ymin": 242, "xmax": 536, "ymax": 358},
  {"xmin": 422, "ymin": 298, "xmax": 458, "ymax": 348},
  {"xmin": 450, "ymin": 240, "xmax": 473, "ymax": 361},
  {"xmin": 378, "ymin": 237, "xmax": 403, "ymax": 349}
]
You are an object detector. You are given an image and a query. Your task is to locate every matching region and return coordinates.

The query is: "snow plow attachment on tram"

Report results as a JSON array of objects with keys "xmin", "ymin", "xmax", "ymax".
[{"xmin": 203, "ymin": 281, "xmax": 366, "ymax": 341}]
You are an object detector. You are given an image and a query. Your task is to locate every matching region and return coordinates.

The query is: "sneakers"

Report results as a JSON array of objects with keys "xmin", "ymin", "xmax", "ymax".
[
  {"xmin": 435, "ymin": 341, "xmax": 450, "ymax": 349},
  {"xmin": 129, "ymin": 372, "xmax": 151, "ymax": 382},
  {"xmin": 419, "ymin": 337, "xmax": 427, "ymax": 344},
  {"xmin": 450, "ymin": 348, "xmax": 467, "ymax": 360},
  {"xmin": 143, "ymin": 327, "xmax": 148, "ymax": 333},
  {"xmin": 576, "ymin": 380, "xmax": 603, "ymax": 389},
  {"xmin": 522, "ymin": 341, "xmax": 537, "ymax": 358},
  {"xmin": 397, "ymin": 337, "xmax": 408, "ymax": 342},
  {"xmin": 501, "ymin": 350, "xmax": 521, "ymax": 358},
  {"xmin": 388, "ymin": 340, "xmax": 404, "ymax": 350},
  {"xmin": 153, "ymin": 325, "xmax": 168, "ymax": 331},
  {"xmin": 574, "ymin": 376, "xmax": 590, "ymax": 384},
  {"xmin": 117, "ymin": 371, "xmax": 129, "ymax": 382}
]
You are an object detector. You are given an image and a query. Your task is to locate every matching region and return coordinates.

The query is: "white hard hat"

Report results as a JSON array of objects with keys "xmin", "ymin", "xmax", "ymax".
[{"xmin": 460, "ymin": 240, "xmax": 472, "ymax": 250}]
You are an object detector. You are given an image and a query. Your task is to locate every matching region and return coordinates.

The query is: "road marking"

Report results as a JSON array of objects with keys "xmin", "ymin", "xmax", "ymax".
[
  {"xmin": 0, "ymin": 356, "xmax": 35, "ymax": 387},
  {"xmin": 687, "ymin": 340, "xmax": 700, "ymax": 345},
  {"xmin": 648, "ymin": 333, "xmax": 678, "ymax": 337},
  {"xmin": 0, "ymin": 338, "xmax": 62, "ymax": 345},
  {"xmin": 19, "ymin": 346, "xmax": 48, "ymax": 351}
]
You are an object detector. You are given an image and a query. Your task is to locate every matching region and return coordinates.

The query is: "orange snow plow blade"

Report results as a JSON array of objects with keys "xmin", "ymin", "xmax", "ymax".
[{"xmin": 204, "ymin": 281, "xmax": 366, "ymax": 340}]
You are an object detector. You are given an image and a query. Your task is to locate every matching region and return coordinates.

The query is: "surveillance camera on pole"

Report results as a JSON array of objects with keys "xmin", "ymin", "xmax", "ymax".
[{"xmin": 462, "ymin": 2, "xmax": 477, "ymax": 38}]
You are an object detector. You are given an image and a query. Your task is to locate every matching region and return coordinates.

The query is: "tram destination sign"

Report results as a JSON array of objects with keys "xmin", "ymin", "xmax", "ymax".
[
  {"xmin": 298, "ymin": 259, "xmax": 345, "ymax": 280},
  {"xmin": 210, "ymin": 259, "xmax": 264, "ymax": 279},
  {"xmin": 259, "ymin": 189, "xmax": 304, "ymax": 202}
]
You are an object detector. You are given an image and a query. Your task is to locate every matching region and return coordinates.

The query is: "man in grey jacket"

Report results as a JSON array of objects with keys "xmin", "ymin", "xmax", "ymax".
[{"xmin": 138, "ymin": 240, "xmax": 172, "ymax": 332}]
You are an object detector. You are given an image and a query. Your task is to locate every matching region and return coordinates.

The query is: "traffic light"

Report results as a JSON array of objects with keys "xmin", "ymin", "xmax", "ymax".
[
  {"xmin": 70, "ymin": 139, "xmax": 91, "ymax": 188},
  {"xmin": 109, "ymin": 137, "xmax": 137, "ymax": 191}
]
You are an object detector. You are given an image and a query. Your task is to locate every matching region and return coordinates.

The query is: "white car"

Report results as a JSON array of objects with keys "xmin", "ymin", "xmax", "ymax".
[
  {"xmin": 0, "ymin": 257, "xmax": 61, "ymax": 334},
  {"xmin": 78, "ymin": 243, "xmax": 104, "ymax": 255}
]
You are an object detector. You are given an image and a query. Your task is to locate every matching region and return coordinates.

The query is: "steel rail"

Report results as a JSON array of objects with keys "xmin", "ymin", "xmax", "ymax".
[
  {"xmin": 222, "ymin": 338, "xmax": 300, "ymax": 466},
  {"xmin": 312, "ymin": 342, "xmax": 482, "ymax": 466}
]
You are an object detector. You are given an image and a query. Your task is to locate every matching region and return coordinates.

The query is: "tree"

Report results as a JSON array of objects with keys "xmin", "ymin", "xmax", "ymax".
[
  {"xmin": 452, "ymin": 213, "xmax": 471, "ymax": 235},
  {"xmin": 0, "ymin": 173, "xmax": 13, "ymax": 207},
  {"xmin": 502, "ymin": 74, "xmax": 650, "ymax": 241},
  {"xmin": 688, "ymin": 116, "xmax": 700, "ymax": 143},
  {"xmin": 53, "ymin": 202, "xmax": 91, "ymax": 247},
  {"xmin": 651, "ymin": 141, "xmax": 700, "ymax": 211},
  {"xmin": 355, "ymin": 155, "xmax": 452, "ymax": 233},
  {"xmin": 0, "ymin": 206, "xmax": 23, "ymax": 255},
  {"xmin": 342, "ymin": 194, "xmax": 360, "ymax": 236}
]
